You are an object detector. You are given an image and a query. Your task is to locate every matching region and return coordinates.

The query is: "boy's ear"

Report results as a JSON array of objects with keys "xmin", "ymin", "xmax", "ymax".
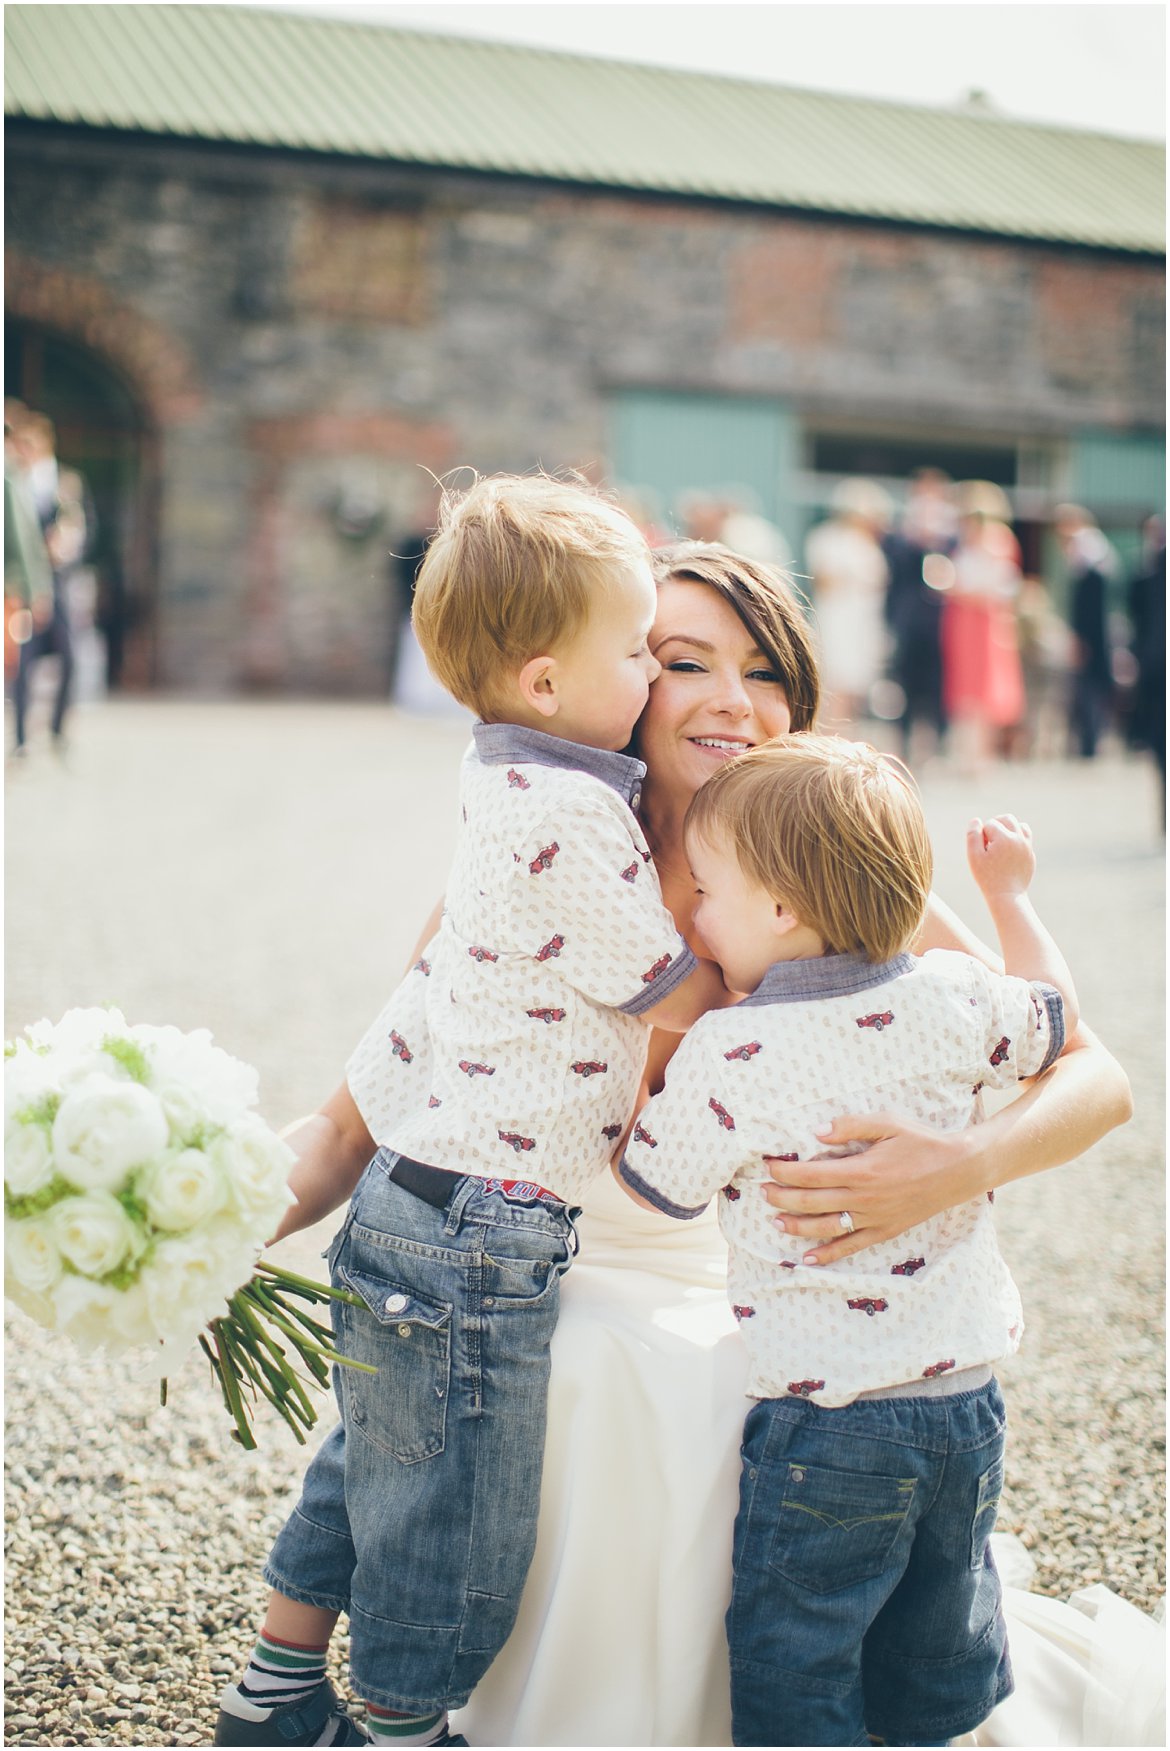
[
  {"xmin": 517, "ymin": 653, "xmax": 560, "ymax": 720},
  {"xmin": 771, "ymin": 901, "xmax": 803, "ymax": 940}
]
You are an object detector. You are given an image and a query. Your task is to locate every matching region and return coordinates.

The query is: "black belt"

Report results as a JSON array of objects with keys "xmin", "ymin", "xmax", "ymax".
[{"xmin": 389, "ymin": 1154, "xmax": 466, "ymax": 1210}]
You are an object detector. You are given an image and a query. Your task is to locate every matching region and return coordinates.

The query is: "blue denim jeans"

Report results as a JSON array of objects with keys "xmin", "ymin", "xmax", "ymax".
[
  {"xmin": 264, "ymin": 1150, "xmax": 577, "ymax": 1713},
  {"xmin": 727, "ymin": 1380, "xmax": 1013, "ymax": 1747}
]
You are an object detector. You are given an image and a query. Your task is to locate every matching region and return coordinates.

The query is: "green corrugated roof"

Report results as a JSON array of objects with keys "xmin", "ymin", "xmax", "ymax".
[{"xmin": 5, "ymin": 4, "xmax": 1164, "ymax": 254}]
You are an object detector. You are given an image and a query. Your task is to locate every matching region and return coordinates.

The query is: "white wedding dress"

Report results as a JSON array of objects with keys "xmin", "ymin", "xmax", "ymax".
[{"xmin": 451, "ymin": 1169, "xmax": 1164, "ymax": 1749}]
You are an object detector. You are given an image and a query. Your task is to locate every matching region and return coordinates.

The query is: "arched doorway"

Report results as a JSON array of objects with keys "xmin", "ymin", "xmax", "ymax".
[{"xmin": 5, "ymin": 320, "xmax": 158, "ymax": 687}]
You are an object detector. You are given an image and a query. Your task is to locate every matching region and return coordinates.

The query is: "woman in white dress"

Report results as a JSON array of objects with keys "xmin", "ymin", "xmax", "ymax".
[{"xmin": 290, "ymin": 544, "xmax": 1142, "ymax": 1747}]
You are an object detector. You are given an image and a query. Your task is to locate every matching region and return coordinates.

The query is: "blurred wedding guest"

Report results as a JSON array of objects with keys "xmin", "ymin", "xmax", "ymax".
[
  {"xmin": 4, "ymin": 406, "xmax": 53, "ymax": 699},
  {"xmin": 1127, "ymin": 513, "xmax": 1166, "ymax": 828},
  {"xmin": 8, "ymin": 410, "xmax": 81, "ymax": 757},
  {"xmin": 941, "ymin": 481, "xmax": 1025, "ymax": 778},
  {"xmin": 1015, "ymin": 577, "xmax": 1074, "ymax": 761},
  {"xmin": 615, "ymin": 485, "xmax": 671, "ymax": 548},
  {"xmin": 1056, "ymin": 503, "xmax": 1119, "ymax": 760},
  {"xmin": 883, "ymin": 467, "xmax": 957, "ymax": 764},
  {"xmin": 718, "ymin": 487, "xmax": 792, "ymax": 567},
  {"xmin": 677, "ymin": 488, "xmax": 729, "ymax": 545},
  {"xmin": 805, "ymin": 477, "xmax": 892, "ymax": 728}
]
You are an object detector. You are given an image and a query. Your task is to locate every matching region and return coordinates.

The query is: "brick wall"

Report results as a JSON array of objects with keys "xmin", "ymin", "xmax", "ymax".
[{"xmin": 5, "ymin": 129, "xmax": 1164, "ymax": 691}]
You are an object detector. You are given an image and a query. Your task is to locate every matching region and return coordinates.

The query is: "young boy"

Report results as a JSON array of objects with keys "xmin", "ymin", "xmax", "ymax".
[
  {"xmin": 618, "ymin": 735, "xmax": 1078, "ymax": 1749},
  {"xmin": 214, "ymin": 474, "xmax": 729, "ymax": 1749}
]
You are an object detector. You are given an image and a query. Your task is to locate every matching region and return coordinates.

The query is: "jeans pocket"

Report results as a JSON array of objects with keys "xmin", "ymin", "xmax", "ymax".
[
  {"xmin": 769, "ymin": 1460, "xmax": 916, "ymax": 1594},
  {"xmin": 970, "ymin": 1452, "xmax": 1004, "ymax": 1569},
  {"xmin": 336, "ymin": 1264, "xmax": 452, "ymax": 1464}
]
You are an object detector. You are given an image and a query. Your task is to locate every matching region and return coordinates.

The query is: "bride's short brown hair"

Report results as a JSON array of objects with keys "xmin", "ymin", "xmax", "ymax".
[{"xmin": 650, "ymin": 543, "xmax": 820, "ymax": 733}]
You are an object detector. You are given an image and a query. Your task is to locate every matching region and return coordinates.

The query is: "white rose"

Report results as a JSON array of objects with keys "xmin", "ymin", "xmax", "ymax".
[
  {"xmin": 136, "ymin": 1147, "xmax": 226, "ymax": 1233},
  {"xmin": 154, "ymin": 1079, "xmax": 211, "ymax": 1144},
  {"xmin": 4, "ymin": 1043, "xmax": 61, "ymax": 1125},
  {"xmin": 4, "ymin": 1121, "xmax": 56, "ymax": 1198},
  {"xmin": 6, "ymin": 1215, "xmax": 64, "ymax": 1294},
  {"xmin": 142, "ymin": 1221, "xmax": 257, "ymax": 1344},
  {"xmin": 50, "ymin": 1273, "xmax": 127, "ymax": 1353},
  {"xmin": 137, "ymin": 1026, "xmax": 258, "ymax": 1126},
  {"xmin": 52, "ymin": 1073, "xmax": 169, "ymax": 1193},
  {"xmin": 28, "ymin": 1007, "xmax": 127, "ymax": 1056},
  {"xmin": 213, "ymin": 1117, "xmax": 295, "ymax": 1233},
  {"xmin": 52, "ymin": 1191, "xmax": 142, "ymax": 1279}
]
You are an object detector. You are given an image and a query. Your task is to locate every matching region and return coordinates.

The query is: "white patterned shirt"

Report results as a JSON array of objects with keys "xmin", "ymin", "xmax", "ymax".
[
  {"xmin": 620, "ymin": 949, "xmax": 1064, "ymax": 1406},
  {"xmin": 347, "ymin": 723, "xmax": 696, "ymax": 1206}
]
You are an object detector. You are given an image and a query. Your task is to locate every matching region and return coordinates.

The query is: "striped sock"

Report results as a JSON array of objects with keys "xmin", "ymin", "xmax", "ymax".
[
  {"xmin": 237, "ymin": 1630, "xmax": 329, "ymax": 1709},
  {"xmin": 364, "ymin": 1703, "xmax": 448, "ymax": 1745}
]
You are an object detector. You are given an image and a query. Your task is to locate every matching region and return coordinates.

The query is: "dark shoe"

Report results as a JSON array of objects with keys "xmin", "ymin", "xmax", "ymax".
[{"xmin": 213, "ymin": 1678, "xmax": 369, "ymax": 1745}]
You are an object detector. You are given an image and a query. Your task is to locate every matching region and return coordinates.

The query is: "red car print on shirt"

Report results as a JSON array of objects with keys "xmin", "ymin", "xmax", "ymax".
[
  {"xmin": 571, "ymin": 1060, "xmax": 608, "ymax": 1077},
  {"xmin": 891, "ymin": 1257, "xmax": 926, "ymax": 1276},
  {"xmin": 724, "ymin": 1041, "xmax": 763, "ymax": 1062},
  {"xmin": 601, "ymin": 1122, "xmax": 623, "ymax": 1140},
  {"xmin": 413, "ymin": 958, "xmax": 431, "ymax": 976},
  {"xmin": 459, "ymin": 1060, "xmax": 496, "ymax": 1077},
  {"xmin": 526, "ymin": 1007, "xmax": 566, "ymax": 1024},
  {"xmin": 468, "ymin": 945, "xmax": 499, "ymax": 963},
  {"xmin": 722, "ymin": 1183, "xmax": 741, "ymax": 1202},
  {"xmin": 989, "ymin": 1036, "xmax": 1011, "ymax": 1066},
  {"xmin": 529, "ymin": 842, "xmax": 560, "ymax": 874},
  {"xmin": 641, "ymin": 953, "xmax": 673, "ymax": 984},
  {"xmin": 923, "ymin": 1359, "xmax": 956, "ymax": 1379},
  {"xmin": 506, "ymin": 768, "xmax": 530, "ymax": 790},
  {"xmin": 535, "ymin": 934, "xmax": 565, "ymax": 962},
  {"xmin": 497, "ymin": 1130, "xmax": 536, "ymax": 1153},
  {"xmin": 779, "ymin": 1259, "xmax": 798, "ymax": 1270},
  {"xmin": 856, "ymin": 1012, "xmax": 895, "ymax": 1031},
  {"xmin": 427, "ymin": 1094, "xmax": 442, "ymax": 1109},
  {"xmin": 731, "ymin": 1304, "xmax": 756, "ymax": 1321},
  {"xmin": 847, "ymin": 1297, "xmax": 888, "ymax": 1316},
  {"xmin": 620, "ymin": 861, "xmax": 639, "ymax": 883},
  {"xmin": 633, "ymin": 1121, "xmax": 658, "ymax": 1149},
  {"xmin": 389, "ymin": 1030, "xmax": 413, "ymax": 1064},
  {"xmin": 709, "ymin": 1097, "xmax": 735, "ymax": 1131},
  {"xmin": 787, "ymin": 1379, "xmax": 825, "ymax": 1398}
]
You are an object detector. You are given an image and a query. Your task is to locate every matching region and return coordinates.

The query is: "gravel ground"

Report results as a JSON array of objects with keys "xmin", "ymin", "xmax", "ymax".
[{"xmin": 4, "ymin": 700, "xmax": 1164, "ymax": 1748}]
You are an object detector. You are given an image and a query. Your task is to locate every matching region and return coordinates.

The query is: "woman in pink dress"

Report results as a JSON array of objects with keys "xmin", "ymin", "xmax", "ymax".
[{"xmin": 942, "ymin": 484, "xmax": 1026, "ymax": 776}]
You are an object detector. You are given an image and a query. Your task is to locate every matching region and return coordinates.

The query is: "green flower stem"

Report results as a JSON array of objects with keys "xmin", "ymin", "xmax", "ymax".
[
  {"xmin": 209, "ymin": 1322, "xmax": 258, "ymax": 1451},
  {"xmin": 224, "ymin": 1296, "xmax": 318, "ymax": 1421},
  {"xmin": 216, "ymin": 1318, "xmax": 313, "ymax": 1444},
  {"xmin": 248, "ymin": 1280, "xmax": 337, "ymax": 1348},
  {"xmin": 254, "ymin": 1260, "xmax": 363, "ymax": 1306},
  {"xmin": 240, "ymin": 1291, "xmax": 375, "ymax": 1374}
]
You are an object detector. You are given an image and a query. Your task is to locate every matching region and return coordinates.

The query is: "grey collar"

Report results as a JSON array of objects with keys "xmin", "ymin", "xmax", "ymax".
[
  {"xmin": 474, "ymin": 721, "xmax": 646, "ymax": 808},
  {"xmin": 742, "ymin": 951, "xmax": 917, "ymax": 1005}
]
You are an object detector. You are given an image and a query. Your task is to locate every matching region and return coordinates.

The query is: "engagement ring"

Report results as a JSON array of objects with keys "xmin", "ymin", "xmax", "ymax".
[{"xmin": 839, "ymin": 1211, "xmax": 855, "ymax": 1234}]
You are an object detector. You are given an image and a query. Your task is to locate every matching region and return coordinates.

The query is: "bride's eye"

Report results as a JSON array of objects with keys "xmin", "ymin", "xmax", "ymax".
[
  {"xmin": 747, "ymin": 667, "xmax": 782, "ymax": 684},
  {"xmin": 666, "ymin": 660, "xmax": 706, "ymax": 674}
]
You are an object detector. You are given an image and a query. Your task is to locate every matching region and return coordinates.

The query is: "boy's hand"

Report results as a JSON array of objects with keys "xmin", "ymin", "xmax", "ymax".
[{"xmin": 966, "ymin": 815, "xmax": 1035, "ymax": 901}]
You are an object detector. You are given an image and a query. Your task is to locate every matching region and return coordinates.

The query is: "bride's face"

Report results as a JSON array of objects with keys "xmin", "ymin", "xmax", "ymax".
[{"xmin": 638, "ymin": 579, "xmax": 794, "ymax": 807}]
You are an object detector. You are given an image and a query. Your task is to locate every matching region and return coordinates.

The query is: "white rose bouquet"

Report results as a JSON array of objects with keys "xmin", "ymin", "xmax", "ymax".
[{"xmin": 4, "ymin": 1008, "xmax": 370, "ymax": 1449}]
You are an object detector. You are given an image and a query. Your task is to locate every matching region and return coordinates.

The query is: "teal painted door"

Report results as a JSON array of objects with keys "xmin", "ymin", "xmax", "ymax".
[
  {"xmin": 608, "ymin": 391, "xmax": 798, "ymax": 541},
  {"xmin": 1070, "ymin": 430, "xmax": 1165, "ymax": 517}
]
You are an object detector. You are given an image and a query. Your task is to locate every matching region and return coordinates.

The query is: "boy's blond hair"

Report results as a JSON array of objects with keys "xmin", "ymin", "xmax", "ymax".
[
  {"xmin": 411, "ymin": 473, "xmax": 649, "ymax": 720},
  {"xmin": 686, "ymin": 736, "xmax": 933, "ymax": 962}
]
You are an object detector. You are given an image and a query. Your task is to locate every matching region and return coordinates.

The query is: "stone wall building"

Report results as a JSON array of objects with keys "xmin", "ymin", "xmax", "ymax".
[{"xmin": 5, "ymin": 6, "xmax": 1165, "ymax": 692}]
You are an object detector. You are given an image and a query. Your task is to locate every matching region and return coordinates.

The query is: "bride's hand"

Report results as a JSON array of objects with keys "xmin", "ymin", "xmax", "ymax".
[{"xmin": 762, "ymin": 1113, "xmax": 984, "ymax": 1266}]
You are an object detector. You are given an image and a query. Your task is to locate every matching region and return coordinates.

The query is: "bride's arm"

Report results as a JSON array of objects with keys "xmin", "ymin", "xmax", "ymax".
[{"xmin": 763, "ymin": 1023, "xmax": 1131, "ymax": 1264}]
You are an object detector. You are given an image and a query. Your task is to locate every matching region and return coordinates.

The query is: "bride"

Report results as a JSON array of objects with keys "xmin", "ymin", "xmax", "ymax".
[{"xmin": 291, "ymin": 544, "xmax": 1146, "ymax": 1747}]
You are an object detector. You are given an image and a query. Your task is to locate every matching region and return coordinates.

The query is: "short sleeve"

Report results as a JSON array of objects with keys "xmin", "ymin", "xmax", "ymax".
[
  {"xmin": 509, "ymin": 800, "xmax": 695, "ymax": 1014},
  {"xmin": 965, "ymin": 959, "xmax": 1065, "ymax": 1086},
  {"xmin": 345, "ymin": 949, "xmax": 435, "ymax": 1143},
  {"xmin": 618, "ymin": 1028, "xmax": 741, "ymax": 1218}
]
